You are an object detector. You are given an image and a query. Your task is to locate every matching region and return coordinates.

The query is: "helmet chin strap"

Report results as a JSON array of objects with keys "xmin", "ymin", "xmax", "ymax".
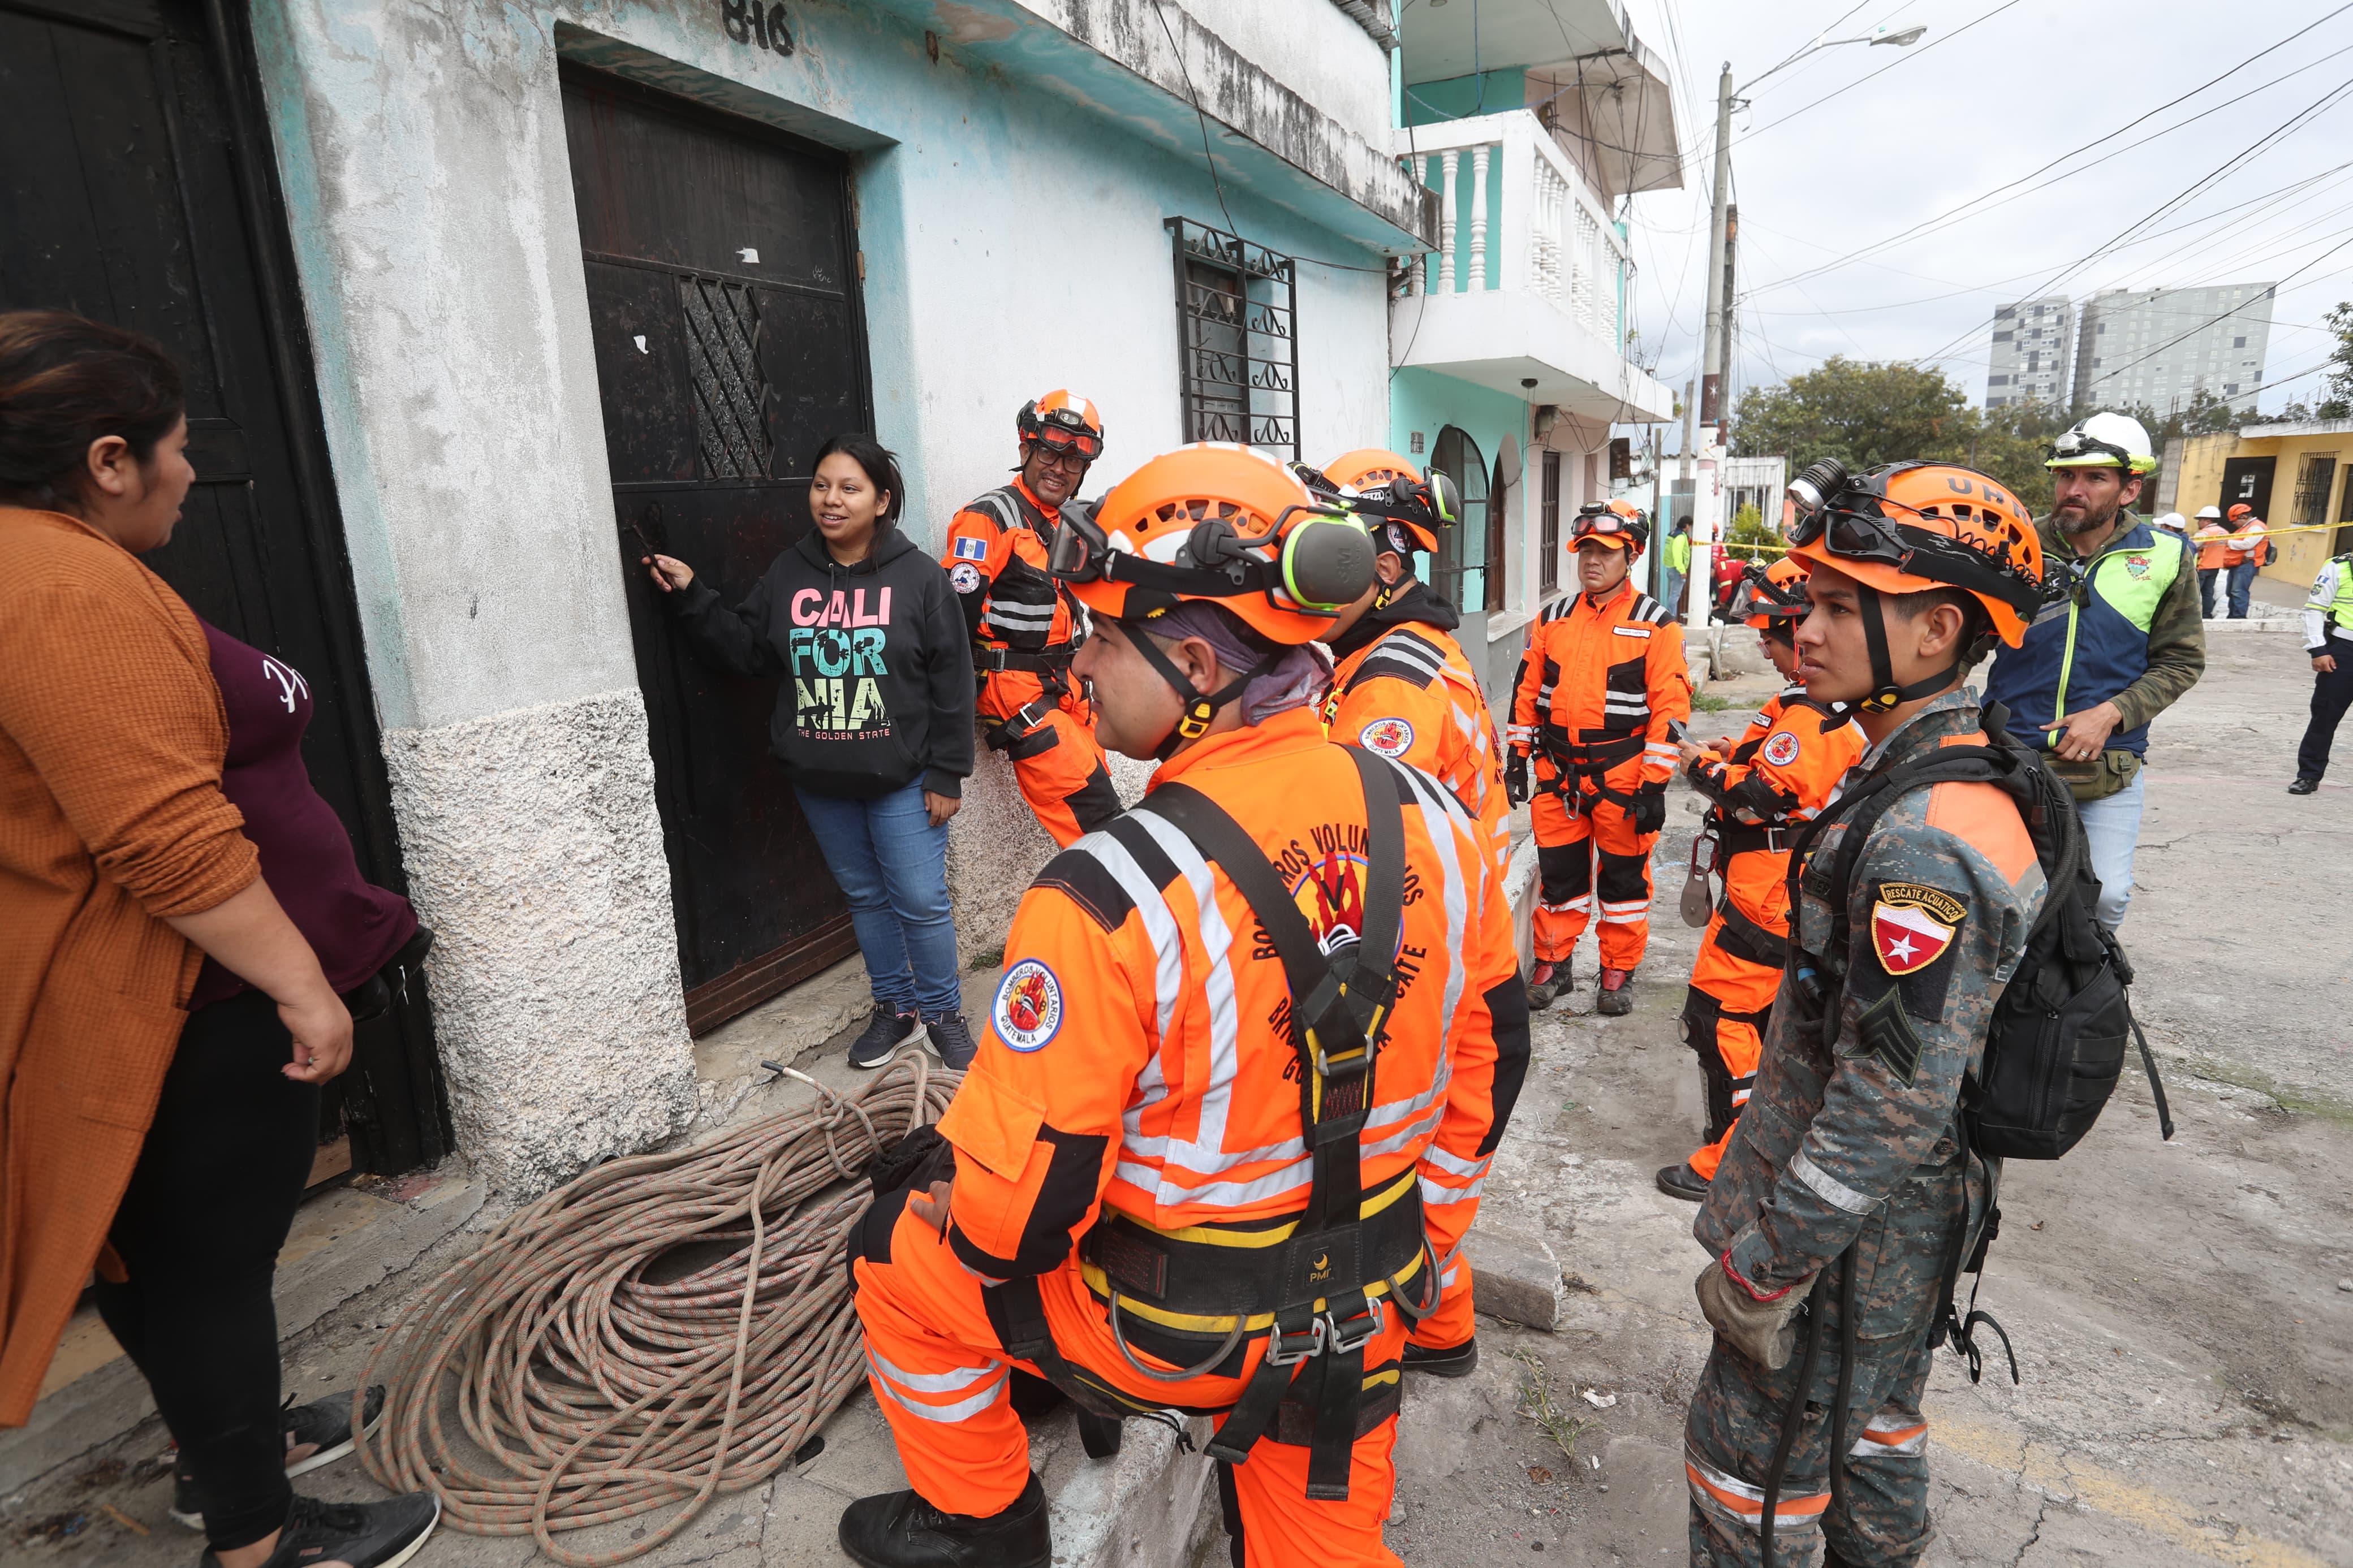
[
  {"xmin": 1114, "ymin": 619, "xmax": 1272, "ymax": 761},
  {"xmin": 1855, "ymin": 582, "xmax": 1962, "ymax": 715}
]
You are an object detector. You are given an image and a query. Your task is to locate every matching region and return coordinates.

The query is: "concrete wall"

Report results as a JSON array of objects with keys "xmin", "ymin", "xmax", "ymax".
[{"xmin": 252, "ymin": 0, "xmax": 1395, "ymax": 1192}]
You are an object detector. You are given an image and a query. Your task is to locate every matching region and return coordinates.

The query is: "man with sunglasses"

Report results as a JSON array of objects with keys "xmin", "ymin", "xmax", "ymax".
[
  {"xmin": 1508, "ymin": 499, "xmax": 1691, "ymax": 1016},
  {"xmin": 1982, "ymin": 411, "xmax": 2204, "ymax": 931},
  {"xmin": 942, "ymin": 391, "xmax": 1122, "ymax": 848},
  {"xmin": 1686, "ymin": 460, "xmax": 2049, "ymax": 1568}
]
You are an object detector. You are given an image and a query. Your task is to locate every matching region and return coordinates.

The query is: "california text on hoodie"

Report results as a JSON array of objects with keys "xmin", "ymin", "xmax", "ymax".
[{"xmin": 669, "ymin": 520, "xmax": 975, "ymax": 800}]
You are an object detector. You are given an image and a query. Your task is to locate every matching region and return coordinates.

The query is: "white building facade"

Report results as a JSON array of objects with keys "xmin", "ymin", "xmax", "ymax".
[
  {"xmin": 234, "ymin": 0, "xmax": 1430, "ymax": 1191},
  {"xmin": 1986, "ymin": 295, "xmax": 2074, "ymax": 409},
  {"xmin": 2072, "ymin": 283, "xmax": 2276, "ymax": 416}
]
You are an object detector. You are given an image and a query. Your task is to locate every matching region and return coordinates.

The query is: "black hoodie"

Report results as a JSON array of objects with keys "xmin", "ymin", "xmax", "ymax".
[
  {"xmin": 1326, "ymin": 575, "xmax": 1463, "ymax": 662},
  {"xmin": 669, "ymin": 522, "xmax": 975, "ymax": 800}
]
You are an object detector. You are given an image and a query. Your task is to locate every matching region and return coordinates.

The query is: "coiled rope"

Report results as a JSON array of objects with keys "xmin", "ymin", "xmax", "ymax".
[{"xmin": 355, "ymin": 1053, "xmax": 957, "ymax": 1566}]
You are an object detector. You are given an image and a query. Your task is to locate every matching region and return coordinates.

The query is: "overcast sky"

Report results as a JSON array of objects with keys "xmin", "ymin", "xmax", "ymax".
[{"xmin": 1610, "ymin": 0, "xmax": 2353, "ymax": 425}]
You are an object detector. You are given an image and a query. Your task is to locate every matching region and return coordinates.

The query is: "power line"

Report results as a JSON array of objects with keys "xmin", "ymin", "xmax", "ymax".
[{"xmin": 1738, "ymin": 0, "xmax": 2028, "ymax": 142}]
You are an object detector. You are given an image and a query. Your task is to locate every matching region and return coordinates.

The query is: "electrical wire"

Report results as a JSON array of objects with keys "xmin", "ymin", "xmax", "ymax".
[{"xmin": 1737, "ymin": 0, "xmax": 2027, "ymax": 142}]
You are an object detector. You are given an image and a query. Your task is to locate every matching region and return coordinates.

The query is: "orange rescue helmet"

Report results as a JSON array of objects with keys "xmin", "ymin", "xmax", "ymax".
[
  {"xmin": 1049, "ymin": 443, "xmax": 1376, "ymax": 646},
  {"xmin": 1324, "ymin": 448, "xmax": 1420, "ymax": 492},
  {"xmin": 2226, "ymin": 502, "xmax": 2255, "ymax": 521},
  {"xmin": 1311, "ymin": 448, "xmax": 1460, "ymax": 556},
  {"xmin": 1784, "ymin": 458, "xmax": 2045, "ymax": 710},
  {"xmin": 1017, "ymin": 390, "xmax": 1105, "ymax": 462},
  {"xmin": 1734, "ymin": 555, "xmax": 1810, "ymax": 636},
  {"xmin": 1570, "ymin": 498, "xmax": 1649, "ymax": 558}
]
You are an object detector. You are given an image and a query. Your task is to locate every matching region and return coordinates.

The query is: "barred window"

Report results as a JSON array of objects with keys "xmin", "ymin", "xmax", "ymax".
[
  {"xmin": 1168, "ymin": 219, "xmax": 1299, "ymax": 456},
  {"xmin": 1540, "ymin": 450, "xmax": 1561, "ymax": 596}
]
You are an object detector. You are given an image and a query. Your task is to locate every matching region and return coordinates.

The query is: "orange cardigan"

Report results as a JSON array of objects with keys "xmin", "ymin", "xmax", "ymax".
[{"xmin": 0, "ymin": 507, "xmax": 260, "ymax": 1427}]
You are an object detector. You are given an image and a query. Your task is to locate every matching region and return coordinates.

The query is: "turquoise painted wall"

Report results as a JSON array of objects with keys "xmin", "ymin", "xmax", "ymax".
[
  {"xmin": 1403, "ymin": 70, "xmax": 1526, "ymax": 126},
  {"xmin": 1389, "ymin": 367, "xmax": 1528, "ymax": 616}
]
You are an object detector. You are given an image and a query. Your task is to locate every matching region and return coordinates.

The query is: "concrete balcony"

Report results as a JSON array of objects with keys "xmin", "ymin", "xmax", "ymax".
[{"xmin": 1390, "ymin": 110, "xmax": 1673, "ymax": 425}]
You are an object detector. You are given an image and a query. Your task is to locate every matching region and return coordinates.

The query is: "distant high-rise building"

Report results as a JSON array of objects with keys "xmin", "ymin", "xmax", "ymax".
[
  {"xmin": 1985, "ymin": 295, "xmax": 2073, "ymax": 409},
  {"xmin": 2070, "ymin": 283, "xmax": 2273, "ymax": 416}
]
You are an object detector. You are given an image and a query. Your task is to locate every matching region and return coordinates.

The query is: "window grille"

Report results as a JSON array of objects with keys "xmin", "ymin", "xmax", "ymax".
[
  {"xmin": 678, "ymin": 275, "xmax": 773, "ymax": 480},
  {"xmin": 1167, "ymin": 219, "xmax": 1299, "ymax": 456},
  {"xmin": 1429, "ymin": 425, "xmax": 1489, "ymax": 614},
  {"xmin": 2295, "ymin": 456, "xmax": 2337, "ymax": 526},
  {"xmin": 1540, "ymin": 451, "xmax": 1561, "ymax": 596}
]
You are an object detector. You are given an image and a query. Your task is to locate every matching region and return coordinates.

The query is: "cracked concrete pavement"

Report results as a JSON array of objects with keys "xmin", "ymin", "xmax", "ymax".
[{"xmin": 10, "ymin": 610, "xmax": 2349, "ymax": 1568}]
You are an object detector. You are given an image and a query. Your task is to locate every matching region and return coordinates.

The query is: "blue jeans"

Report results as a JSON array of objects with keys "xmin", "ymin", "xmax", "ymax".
[
  {"xmin": 1659, "ymin": 567, "xmax": 1684, "ymax": 618},
  {"xmin": 2197, "ymin": 567, "xmax": 2221, "ymax": 617},
  {"xmin": 793, "ymin": 781, "xmax": 962, "ymax": 1016},
  {"xmin": 2226, "ymin": 560, "xmax": 2259, "ymax": 619},
  {"xmin": 2074, "ymin": 771, "xmax": 2144, "ymax": 931}
]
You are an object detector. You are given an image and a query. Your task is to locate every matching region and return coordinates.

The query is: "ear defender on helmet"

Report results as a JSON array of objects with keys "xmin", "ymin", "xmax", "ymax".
[{"xmin": 1177, "ymin": 507, "xmax": 1375, "ymax": 612}]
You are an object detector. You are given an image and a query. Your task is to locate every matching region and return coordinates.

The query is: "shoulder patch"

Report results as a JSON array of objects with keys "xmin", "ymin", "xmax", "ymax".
[
  {"xmin": 1871, "ymin": 882, "xmax": 1966, "ymax": 974},
  {"xmin": 1357, "ymin": 716, "xmax": 1415, "ymax": 757},
  {"xmin": 949, "ymin": 561, "xmax": 983, "ymax": 593},
  {"xmin": 992, "ymin": 959, "xmax": 1064, "ymax": 1052},
  {"xmin": 1761, "ymin": 730, "xmax": 1803, "ymax": 768},
  {"xmin": 952, "ymin": 536, "xmax": 991, "ymax": 561},
  {"xmin": 1843, "ymin": 987, "xmax": 1924, "ymax": 1085}
]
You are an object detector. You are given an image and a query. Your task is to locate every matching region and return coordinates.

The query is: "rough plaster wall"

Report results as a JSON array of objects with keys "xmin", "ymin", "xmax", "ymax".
[
  {"xmin": 1174, "ymin": 0, "xmax": 1393, "ymax": 149},
  {"xmin": 382, "ymin": 689, "xmax": 696, "ymax": 1194}
]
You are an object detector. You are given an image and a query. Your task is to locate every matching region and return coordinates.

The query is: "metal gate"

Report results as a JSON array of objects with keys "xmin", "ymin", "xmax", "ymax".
[
  {"xmin": 0, "ymin": 0, "xmax": 449, "ymax": 1175},
  {"xmin": 560, "ymin": 64, "xmax": 873, "ymax": 1035}
]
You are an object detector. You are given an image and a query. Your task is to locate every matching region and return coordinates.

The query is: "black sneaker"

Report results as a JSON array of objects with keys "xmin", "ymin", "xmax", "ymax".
[
  {"xmin": 925, "ymin": 1011, "xmax": 977, "ymax": 1070},
  {"xmin": 197, "ymin": 1492, "xmax": 439, "ymax": 1568},
  {"xmin": 838, "ymin": 1472, "xmax": 1050, "ymax": 1568},
  {"xmin": 850, "ymin": 1009, "xmax": 925, "ymax": 1070},
  {"xmin": 173, "ymin": 1387, "xmax": 386, "ymax": 1531},
  {"xmin": 1402, "ymin": 1339, "xmax": 1479, "ymax": 1378}
]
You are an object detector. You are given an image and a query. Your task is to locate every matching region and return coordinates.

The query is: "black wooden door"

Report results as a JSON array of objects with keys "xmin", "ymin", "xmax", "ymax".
[
  {"xmin": 0, "ymin": 0, "xmax": 449, "ymax": 1174},
  {"xmin": 2218, "ymin": 456, "xmax": 2276, "ymax": 526},
  {"xmin": 561, "ymin": 65, "xmax": 869, "ymax": 1035}
]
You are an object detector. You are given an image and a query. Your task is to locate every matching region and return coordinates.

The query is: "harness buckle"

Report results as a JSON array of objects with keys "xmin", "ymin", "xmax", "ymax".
[
  {"xmin": 1264, "ymin": 1316, "xmax": 1327, "ymax": 1367},
  {"xmin": 1324, "ymin": 1297, "xmax": 1384, "ymax": 1355}
]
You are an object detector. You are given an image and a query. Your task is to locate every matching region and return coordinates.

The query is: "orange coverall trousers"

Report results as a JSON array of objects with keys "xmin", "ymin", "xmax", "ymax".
[
  {"xmin": 1682, "ymin": 913, "xmax": 1777, "ymax": 1179},
  {"xmin": 852, "ymin": 1198, "xmax": 1407, "ymax": 1567},
  {"xmin": 980, "ymin": 668, "xmax": 1119, "ymax": 848},
  {"xmin": 1531, "ymin": 774, "xmax": 1661, "ymax": 972}
]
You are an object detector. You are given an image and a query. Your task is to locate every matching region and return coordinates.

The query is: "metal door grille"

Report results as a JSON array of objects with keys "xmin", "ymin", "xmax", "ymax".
[
  {"xmin": 678, "ymin": 275, "xmax": 773, "ymax": 479},
  {"xmin": 1167, "ymin": 218, "xmax": 1299, "ymax": 456}
]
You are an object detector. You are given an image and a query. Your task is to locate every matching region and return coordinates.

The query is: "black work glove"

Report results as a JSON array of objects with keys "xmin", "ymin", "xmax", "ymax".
[
  {"xmin": 1631, "ymin": 781, "xmax": 1667, "ymax": 835},
  {"xmin": 1505, "ymin": 752, "xmax": 1531, "ymax": 806}
]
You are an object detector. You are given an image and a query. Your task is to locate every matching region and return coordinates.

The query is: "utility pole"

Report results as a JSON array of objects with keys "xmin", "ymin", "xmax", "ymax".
[
  {"xmin": 1689, "ymin": 61, "xmax": 1734, "ymax": 635},
  {"xmin": 1678, "ymin": 374, "xmax": 1697, "ymax": 611}
]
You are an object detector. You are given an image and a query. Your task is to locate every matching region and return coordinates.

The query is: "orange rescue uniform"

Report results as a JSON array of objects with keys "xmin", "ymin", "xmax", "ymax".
[
  {"xmin": 848, "ymin": 709, "xmax": 1526, "ymax": 1566},
  {"xmin": 942, "ymin": 478, "xmax": 1119, "ymax": 845},
  {"xmin": 1320, "ymin": 583, "xmax": 1513, "ymax": 1351},
  {"xmin": 1679, "ymin": 685, "xmax": 1864, "ymax": 1177},
  {"xmin": 1510, "ymin": 584, "xmax": 1691, "ymax": 970}
]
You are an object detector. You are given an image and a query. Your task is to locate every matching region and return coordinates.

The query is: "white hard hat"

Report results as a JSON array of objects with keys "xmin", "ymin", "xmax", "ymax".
[
  {"xmin": 2047, "ymin": 411, "xmax": 2157, "ymax": 474},
  {"xmin": 2195, "ymin": 504, "xmax": 2222, "ymax": 519},
  {"xmin": 2155, "ymin": 512, "xmax": 2185, "ymax": 530}
]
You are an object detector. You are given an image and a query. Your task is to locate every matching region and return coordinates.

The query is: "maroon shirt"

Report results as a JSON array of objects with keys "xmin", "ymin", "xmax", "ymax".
[{"xmin": 188, "ymin": 621, "xmax": 416, "ymax": 1009}]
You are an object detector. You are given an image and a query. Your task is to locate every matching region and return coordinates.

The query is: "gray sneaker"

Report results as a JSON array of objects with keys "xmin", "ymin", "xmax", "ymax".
[{"xmin": 173, "ymin": 1387, "xmax": 385, "ymax": 1531}]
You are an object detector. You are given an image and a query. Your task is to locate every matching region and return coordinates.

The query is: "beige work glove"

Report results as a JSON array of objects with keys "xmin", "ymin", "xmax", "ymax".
[{"xmin": 1693, "ymin": 1252, "xmax": 1819, "ymax": 1370}]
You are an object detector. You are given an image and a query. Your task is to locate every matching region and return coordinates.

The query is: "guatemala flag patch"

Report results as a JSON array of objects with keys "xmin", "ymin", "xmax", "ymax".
[{"xmin": 953, "ymin": 537, "xmax": 990, "ymax": 561}]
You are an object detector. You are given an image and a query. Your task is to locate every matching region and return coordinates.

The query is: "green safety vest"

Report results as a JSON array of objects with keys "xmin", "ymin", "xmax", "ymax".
[{"xmin": 2323, "ymin": 554, "xmax": 2353, "ymax": 632}]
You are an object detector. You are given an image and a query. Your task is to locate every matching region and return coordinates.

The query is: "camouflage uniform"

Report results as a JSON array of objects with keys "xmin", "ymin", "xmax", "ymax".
[{"xmin": 1685, "ymin": 688, "xmax": 2049, "ymax": 1567}]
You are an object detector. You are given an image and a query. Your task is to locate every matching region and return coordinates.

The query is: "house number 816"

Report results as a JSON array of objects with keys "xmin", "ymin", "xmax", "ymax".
[{"xmin": 723, "ymin": 0, "xmax": 794, "ymax": 55}]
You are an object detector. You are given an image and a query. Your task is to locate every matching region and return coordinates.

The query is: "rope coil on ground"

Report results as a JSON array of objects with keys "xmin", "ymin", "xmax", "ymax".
[{"xmin": 355, "ymin": 1053, "xmax": 958, "ymax": 1567}]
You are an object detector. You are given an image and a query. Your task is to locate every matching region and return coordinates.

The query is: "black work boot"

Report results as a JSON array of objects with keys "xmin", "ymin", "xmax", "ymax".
[
  {"xmin": 1402, "ymin": 1339, "xmax": 1480, "ymax": 1378},
  {"xmin": 1525, "ymin": 957, "xmax": 1574, "ymax": 1010},
  {"xmin": 1654, "ymin": 1161, "xmax": 1710, "ymax": 1202},
  {"xmin": 2289, "ymin": 777, "xmax": 2321, "ymax": 795},
  {"xmin": 1595, "ymin": 966, "xmax": 1634, "ymax": 1016},
  {"xmin": 838, "ymin": 1472, "xmax": 1050, "ymax": 1568}
]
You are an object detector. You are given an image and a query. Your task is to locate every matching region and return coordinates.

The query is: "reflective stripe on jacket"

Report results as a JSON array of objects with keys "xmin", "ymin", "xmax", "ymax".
[
  {"xmin": 934, "ymin": 708, "xmax": 1525, "ymax": 1278},
  {"xmin": 1983, "ymin": 520, "xmax": 2183, "ymax": 758},
  {"xmin": 1325, "ymin": 620, "xmax": 1509, "ymax": 877}
]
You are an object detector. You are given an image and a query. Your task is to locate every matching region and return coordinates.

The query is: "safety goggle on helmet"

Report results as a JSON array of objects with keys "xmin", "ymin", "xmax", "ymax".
[
  {"xmin": 1296, "ymin": 450, "xmax": 1463, "ymax": 556},
  {"xmin": 1569, "ymin": 499, "xmax": 1649, "ymax": 555},
  {"xmin": 1048, "ymin": 444, "xmax": 1377, "ymax": 645},
  {"xmin": 1729, "ymin": 556, "xmax": 1809, "ymax": 632},
  {"xmin": 1783, "ymin": 459, "xmax": 2045, "ymax": 646},
  {"xmin": 1018, "ymin": 390, "xmax": 1105, "ymax": 463}
]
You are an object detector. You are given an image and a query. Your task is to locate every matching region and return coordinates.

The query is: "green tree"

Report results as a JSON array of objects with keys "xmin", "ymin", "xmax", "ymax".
[
  {"xmin": 1722, "ymin": 502, "xmax": 1783, "ymax": 567},
  {"xmin": 1728, "ymin": 356, "xmax": 1970, "ymax": 473}
]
